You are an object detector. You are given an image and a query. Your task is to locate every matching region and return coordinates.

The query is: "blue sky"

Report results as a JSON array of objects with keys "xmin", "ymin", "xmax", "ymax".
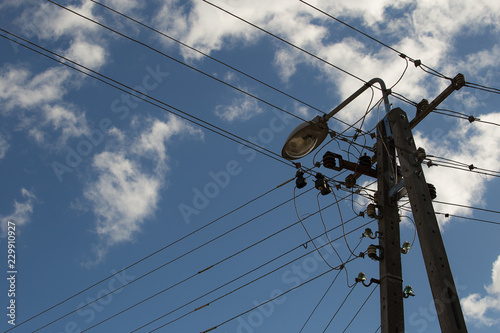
[{"xmin": 1, "ymin": 0, "xmax": 500, "ymax": 332}]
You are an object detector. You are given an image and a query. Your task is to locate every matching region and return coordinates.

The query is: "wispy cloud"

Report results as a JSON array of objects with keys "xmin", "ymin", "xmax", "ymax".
[
  {"xmin": 462, "ymin": 254, "xmax": 500, "ymax": 327},
  {"xmin": 0, "ymin": 133, "xmax": 8, "ymax": 159},
  {"xmin": 83, "ymin": 115, "xmax": 203, "ymax": 265},
  {"xmin": 0, "ymin": 189, "xmax": 36, "ymax": 236},
  {"xmin": 215, "ymin": 94, "xmax": 264, "ymax": 122}
]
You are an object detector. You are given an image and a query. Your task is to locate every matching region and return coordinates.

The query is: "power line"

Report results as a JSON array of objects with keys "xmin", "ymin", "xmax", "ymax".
[
  {"xmin": 298, "ymin": 0, "xmax": 450, "ymax": 81},
  {"xmin": 5, "ymin": 178, "xmax": 284, "ymax": 331},
  {"xmin": 433, "ymin": 200, "xmax": 500, "ymax": 215},
  {"xmin": 323, "ymin": 283, "xmax": 358, "ymax": 332},
  {"xmin": 198, "ymin": 257, "xmax": 361, "ymax": 333},
  {"xmin": 465, "ymin": 81, "xmax": 500, "ymax": 96},
  {"xmin": 432, "ymin": 109, "xmax": 500, "ymax": 127},
  {"xmin": 299, "ymin": 237, "xmax": 365, "ymax": 332},
  {"xmin": 436, "ymin": 212, "xmax": 500, "ymax": 226},
  {"xmin": 32, "ymin": 188, "xmax": 356, "ymax": 332},
  {"xmin": 45, "ymin": 0, "xmax": 314, "ymax": 130},
  {"xmin": 136, "ymin": 218, "xmax": 374, "ymax": 332},
  {"xmin": 28, "ymin": 187, "xmax": 315, "ymax": 332},
  {"xmin": 200, "ymin": 0, "xmax": 368, "ymax": 84},
  {"xmin": 89, "ymin": 0, "xmax": 325, "ymax": 120},
  {"xmin": 0, "ymin": 29, "xmax": 290, "ymax": 168},
  {"xmin": 342, "ymin": 285, "xmax": 379, "ymax": 333}
]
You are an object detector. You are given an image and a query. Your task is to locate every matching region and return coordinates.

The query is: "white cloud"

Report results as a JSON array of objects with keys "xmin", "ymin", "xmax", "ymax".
[
  {"xmin": 102, "ymin": 0, "xmax": 141, "ymax": 12},
  {"xmin": 0, "ymin": 65, "xmax": 71, "ymax": 111},
  {"xmin": 83, "ymin": 116, "xmax": 203, "ymax": 264},
  {"xmin": 21, "ymin": 1, "xmax": 99, "ymax": 41},
  {"xmin": 64, "ymin": 37, "xmax": 108, "ymax": 69},
  {"xmin": 0, "ymin": 133, "xmax": 8, "ymax": 159},
  {"xmin": 462, "ymin": 254, "xmax": 500, "ymax": 326},
  {"xmin": 84, "ymin": 151, "xmax": 162, "ymax": 244},
  {"xmin": 151, "ymin": 0, "xmax": 498, "ymax": 129},
  {"xmin": 215, "ymin": 94, "xmax": 264, "ymax": 122},
  {"xmin": 0, "ymin": 64, "xmax": 90, "ymax": 146},
  {"xmin": 0, "ymin": 189, "xmax": 36, "ymax": 236},
  {"xmin": 413, "ymin": 112, "xmax": 500, "ymax": 227}
]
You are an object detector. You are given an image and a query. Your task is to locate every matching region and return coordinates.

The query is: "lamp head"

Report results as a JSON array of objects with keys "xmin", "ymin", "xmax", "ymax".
[{"xmin": 281, "ymin": 115, "xmax": 329, "ymax": 160}]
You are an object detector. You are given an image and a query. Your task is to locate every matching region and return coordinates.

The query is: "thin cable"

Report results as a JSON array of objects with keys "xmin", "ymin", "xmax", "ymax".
[
  {"xmin": 141, "ymin": 219, "xmax": 373, "ymax": 333},
  {"xmin": 342, "ymin": 284, "xmax": 379, "ymax": 333},
  {"xmin": 316, "ymin": 192, "xmax": 346, "ymax": 264},
  {"xmin": 432, "ymin": 109, "xmax": 500, "ymax": 127},
  {"xmin": 293, "ymin": 187, "xmax": 348, "ymax": 270},
  {"xmin": 299, "ymin": 270, "xmax": 343, "ymax": 333},
  {"xmin": 134, "ymin": 217, "xmax": 372, "ymax": 332},
  {"xmin": 5, "ymin": 182, "xmax": 283, "ymax": 331},
  {"xmin": 433, "ymin": 200, "xmax": 500, "ymax": 215},
  {"xmin": 299, "ymin": 237, "xmax": 365, "ymax": 332},
  {"xmin": 45, "ymin": 190, "xmax": 352, "ymax": 332},
  {"xmin": 436, "ymin": 212, "xmax": 500, "ymax": 226},
  {"xmin": 45, "ymin": 0, "xmax": 312, "ymax": 128},
  {"xmin": 197, "ymin": 258, "xmax": 361, "ymax": 333},
  {"xmin": 298, "ymin": 0, "xmax": 450, "ymax": 80},
  {"xmin": 322, "ymin": 283, "xmax": 358, "ymax": 332},
  {"xmin": 30, "ymin": 188, "xmax": 313, "ymax": 332},
  {"xmin": 400, "ymin": 215, "xmax": 417, "ymax": 248},
  {"xmin": 201, "ymin": 0, "xmax": 368, "ymax": 85},
  {"xmin": 331, "ymin": 187, "xmax": 359, "ymax": 258},
  {"xmin": 0, "ymin": 32, "xmax": 305, "ymax": 333},
  {"xmin": 426, "ymin": 162, "xmax": 500, "ymax": 178},
  {"xmin": 465, "ymin": 82, "xmax": 500, "ymax": 95},
  {"xmin": 90, "ymin": 0, "xmax": 327, "ymax": 119},
  {"xmin": 0, "ymin": 30, "xmax": 291, "ymax": 168},
  {"xmin": 89, "ymin": 0, "xmax": 379, "ymax": 132}
]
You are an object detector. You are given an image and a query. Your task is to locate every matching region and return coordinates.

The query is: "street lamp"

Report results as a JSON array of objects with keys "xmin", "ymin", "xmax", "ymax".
[{"xmin": 281, "ymin": 78, "xmax": 391, "ymax": 160}]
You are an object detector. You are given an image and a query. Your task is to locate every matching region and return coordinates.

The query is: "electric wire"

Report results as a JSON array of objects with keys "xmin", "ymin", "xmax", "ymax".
[
  {"xmin": 433, "ymin": 200, "xmax": 500, "ymax": 215},
  {"xmin": 330, "ymin": 188, "xmax": 359, "ymax": 259},
  {"xmin": 432, "ymin": 109, "xmax": 500, "ymax": 127},
  {"xmin": 425, "ymin": 161, "xmax": 500, "ymax": 178},
  {"xmin": 87, "ymin": 0, "xmax": 370, "ymax": 131},
  {"xmin": 45, "ymin": 0, "xmax": 314, "ymax": 130},
  {"xmin": 0, "ymin": 30, "xmax": 320, "ymax": 332},
  {"xmin": 465, "ymin": 81, "xmax": 500, "ymax": 95},
  {"xmin": 139, "ymin": 218, "xmax": 374, "ymax": 333},
  {"xmin": 298, "ymin": 0, "xmax": 450, "ymax": 81},
  {"xmin": 299, "ymin": 270, "xmax": 343, "ymax": 333},
  {"xmin": 0, "ymin": 29, "xmax": 290, "ymax": 168},
  {"xmin": 341, "ymin": 284, "xmax": 379, "ymax": 333},
  {"xmin": 316, "ymin": 192, "xmax": 345, "ymax": 265},
  {"xmin": 37, "ymin": 190, "xmax": 357, "ymax": 332},
  {"xmin": 436, "ymin": 212, "xmax": 500, "ymax": 226},
  {"xmin": 197, "ymin": 257, "xmax": 361, "ymax": 333},
  {"xmin": 322, "ymin": 283, "xmax": 358, "ymax": 332},
  {"xmin": 29, "ymin": 188, "xmax": 315, "ymax": 332},
  {"xmin": 299, "ymin": 237, "xmax": 364, "ymax": 332},
  {"xmin": 293, "ymin": 188, "xmax": 352, "ymax": 270}
]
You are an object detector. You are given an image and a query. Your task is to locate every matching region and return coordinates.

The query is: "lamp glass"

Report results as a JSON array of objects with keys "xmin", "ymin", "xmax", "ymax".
[
  {"xmin": 284, "ymin": 134, "xmax": 318, "ymax": 159},
  {"xmin": 281, "ymin": 117, "xmax": 329, "ymax": 160}
]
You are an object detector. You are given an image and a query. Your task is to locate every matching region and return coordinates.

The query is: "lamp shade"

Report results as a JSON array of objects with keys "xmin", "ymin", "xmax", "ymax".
[{"xmin": 281, "ymin": 116, "xmax": 329, "ymax": 160}]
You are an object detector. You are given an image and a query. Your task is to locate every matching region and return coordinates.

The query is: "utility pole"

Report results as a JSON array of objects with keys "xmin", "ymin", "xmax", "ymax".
[
  {"xmin": 281, "ymin": 73, "xmax": 468, "ymax": 333},
  {"xmin": 376, "ymin": 113, "xmax": 405, "ymax": 332},
  {"xmin": 375, "ymin": 107, "xmax": 468, "ymax": 333},
  {"xmin": 389, "ymin": 107, "xmax": 468, "ymax": 332}
]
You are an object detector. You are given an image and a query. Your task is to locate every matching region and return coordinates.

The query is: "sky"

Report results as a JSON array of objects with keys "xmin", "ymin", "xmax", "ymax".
[{"xmin": 0, "ymin": 0, "xmax": 500, "ymax": 332}]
